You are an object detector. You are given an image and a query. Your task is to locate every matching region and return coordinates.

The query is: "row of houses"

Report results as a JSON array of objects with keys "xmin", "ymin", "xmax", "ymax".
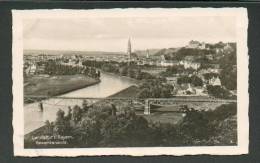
[
  {"xmin": 134, "ymin": 55, "xmax": 201, "ymax": 70},
  {"xmin": 165, "ymin": 74, "xmax": 222, "ymax": 96},
  {"xmin": 24, "ymin": 63, "xmax": 45, "ymax": 75}
]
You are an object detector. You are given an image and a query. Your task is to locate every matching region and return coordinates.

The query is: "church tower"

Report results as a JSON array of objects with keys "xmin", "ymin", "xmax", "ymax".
[
  {"xmin": 146, "ymin": 49, "xmax": 150, "ymax": 58},
  {"xmin": 127, "ymin": 38, "xmax": 132, "ymax": 60}
]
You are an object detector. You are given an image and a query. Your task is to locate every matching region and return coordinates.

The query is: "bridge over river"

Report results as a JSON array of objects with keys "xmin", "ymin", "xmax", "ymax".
[
  {"xmin": 24, "ymin": 96, "xmax": 236, "ymax": 134},
  {"xmin": 25, "ymin": 95, "xmax": 236, "ymax": 114}
]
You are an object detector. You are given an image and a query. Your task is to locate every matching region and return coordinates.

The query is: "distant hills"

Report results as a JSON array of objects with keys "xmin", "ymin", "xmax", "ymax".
[
  {"xmin": 134, "ymin": 49, "xmax": 162, "ymax": 56},
  {"xmin": 24, "ymin": 49, "xmax": 164, "ymax": 57},
  {"xmin": 24, "ymin": 49, "xmax": 125, "ymax": 56}
]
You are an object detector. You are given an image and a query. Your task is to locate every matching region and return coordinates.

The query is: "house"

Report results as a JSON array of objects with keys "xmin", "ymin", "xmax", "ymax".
[
  {"xmin": 186, "ymin": 40, "xmax": 206, "ymax": 49},
  {"xmin": 187, "ymin": 40, "xmax": 200, "ymax": 49},
  {"xmin": 208, "ymin": 76, "xmax": 221, "ymax": 86},
  {"xmin": 198, "ymin": 67, "xmax": 220, "ymax": 74},
  {"xmin": 166, "ymin": 77, "xmax": 178, "ymax": 86},
  {"xmin": 177, "ymin": 83, "xmax": 196, "ymax": 95},
  {"xmin": 207, "ymin": 68, "xmax": 220, "ymax": 73},
  {"xmin": 198, "ymin": 42, "xmax": 206, "ymax": 49},
  {"xmin": 194, "ymin": 87, "xmax": 207, "ymax": 96},
  {"xmin": 160, "ymin": 60, "xmax": 179, "ymax": 67},
  {"xmin": 179, "ymin": 60, "xmax": 201, "ymax": 70},
  {"xmin": 215, "ymin": 48, "xmax": 224, "ymax": 54},
  {"xmin": 26, "ymin": 63, "xmax": 37, "ymax": 75},
  {"xmin": 223, "ymin": 43, "xmax": 234, "ymax": 54}
]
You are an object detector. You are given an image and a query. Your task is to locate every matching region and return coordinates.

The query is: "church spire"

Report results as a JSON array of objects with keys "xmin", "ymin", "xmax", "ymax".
[
  {"xmin": 127, "ymin": 37, "xmax": 132, "ymax": 56},
  {"xmin": 127, "ymin": 38, "xmax": 132, "ymax": 65}
]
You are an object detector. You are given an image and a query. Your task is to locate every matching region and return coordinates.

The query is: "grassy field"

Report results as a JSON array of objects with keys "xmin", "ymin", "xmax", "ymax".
[
  {"xmin": 24, "ymin": 75, "xmax": 100, "ymax": 96},
  {"xmin": 109, "ymin": 85, "xmax": 140, "ymax": 98}
]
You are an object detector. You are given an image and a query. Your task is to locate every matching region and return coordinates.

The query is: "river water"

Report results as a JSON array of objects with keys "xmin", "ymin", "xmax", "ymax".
[
  {"xmin": 24, "ymin": 72, "xmax": 136, "ymax": 134},
  {"xmin": 61, "ymin": 72, "xmax": 136, "ymax": 98}
]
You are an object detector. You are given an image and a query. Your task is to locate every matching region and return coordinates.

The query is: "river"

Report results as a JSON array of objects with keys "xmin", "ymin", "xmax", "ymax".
[
  {"xmin": 24, "ymin": 72, "xmax": 136, "ymax": 134},
  {"xmin": 61, "ymin": 72, "xmax": 136, "ymax": 98}
]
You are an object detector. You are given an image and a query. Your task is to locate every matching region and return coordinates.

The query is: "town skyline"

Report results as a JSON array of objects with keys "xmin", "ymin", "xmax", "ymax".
[{"xmin": 24, "ymin": 39, "xmax": 236, "ymax": 55}]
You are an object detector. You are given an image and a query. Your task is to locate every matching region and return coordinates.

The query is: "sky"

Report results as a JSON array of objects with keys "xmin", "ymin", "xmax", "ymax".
[{"xmin": 23, "ymin": 15, "xmax": 236, "ymax": 52}]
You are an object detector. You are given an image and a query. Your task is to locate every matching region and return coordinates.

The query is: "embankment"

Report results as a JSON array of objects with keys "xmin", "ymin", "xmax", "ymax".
[
  {"xmin": 109, "ymin": 85, "xmax": 140, "ymax": 98},
  {"xmin": 24, "ymin": 74, "xmax": 100, "ymax": 97}
]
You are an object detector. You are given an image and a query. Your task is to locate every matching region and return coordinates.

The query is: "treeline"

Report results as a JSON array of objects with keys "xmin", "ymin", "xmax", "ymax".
[
  {"xmin": 206, "ymin": 85, "xmax": 231, "ymax": 99},
  {"xmin": 45, "ymin": 60, "xmax": 83, "ymax": 75},
  {"xmin": 163, "ymin": 48, "xmax": 215, "ymax": 61},
  {"xmin": 137, "ymin": 78, "xmax": 174, "ymax": 98},
  {"xmin": 160, "ymin": 65, "xmax": 196, "ymax": 77},
  {"xmin": 219, "ymin": 47, "xmax": 237, "ymax": 90},
  {"xmin": 44, "ymin": 60, "xmax": 100, "ymax": 78},
  {"xmin": 100, "ymin": 64, "xmax": 155, "ymax": 80},
  {"xmin": 84, "ymin": 67, "xmax": 100, "ymax": 78},
  {"xmin": 25, "ymin": 102, "xmax": 237, "ymax": 147},
  {"xmin": 177, "ymin": 75, "xmax": 203, "ymax": 87},
  {"xmin": 83, "ymin": 60, "xmax": 155, "ymax": 80}
]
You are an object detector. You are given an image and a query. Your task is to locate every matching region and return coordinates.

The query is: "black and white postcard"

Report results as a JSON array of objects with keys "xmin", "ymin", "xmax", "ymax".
[{"xmin": 12, "ymin": 8, "xmax": 249, "ymax": 156}]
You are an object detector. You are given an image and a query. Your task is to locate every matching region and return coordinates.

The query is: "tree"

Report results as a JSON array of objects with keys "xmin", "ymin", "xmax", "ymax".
[
  {"xmin": 82, "ymin": 100, "xmax": 89, "ymax": 112},
  {"xmin": 65, "ymin": 107, "xmax": 72, "ymax": 121},
  {"xmin": 160, "ymin": 65, "xmax": 185, "ymax": 77},
  {"xmin": 148, "ymin": 123, "xmax": 181, "ymax": 146},
  {"xmin": 43, "ymin": 120, "xmax": 54, "ymax": 135},
  {"xmin": 180, "ymin": 109, "xmax": 214, "ymax": 141},
  {"xmin": 190, "ymin": 75, "xmax": 203, "ymax": 87},
  {"xmin": 72, "ymin": 105, "xmax": 82, "ymax": 123},
  {"xmin": 53, "ymin": 109, "xmax": 71, "ymax": 135},
  {"xmin": 127, "ymin": 68, "xmax": 135, "ymax": 78},
  {"xmin": 203, "ymin": 73, "xmax": 219, "ymax": 81},
  {"xmin": 119, "ymin": 66, "xmax": 128, "ymax": 76},
  {"xmin": 206, "ymin": 85, "xmax": 230, "ymax": 99},
  {"xmin": 137, "ymin": 88, "xmax": 150, "ymax": 98},
  {"xmin": 218, "ymin": 45, "xmax": 237, "ymax": 90},
  {"xmin": 220, "ymin": 67, "xmax": 237, "ymax": 90},
  {"xmin": 56, "ymin": 109, "xmax": 65, "ymax": 122},
  {"xmin": 177, "ymin": 76, "xmax": 191, "ymax": 85}
]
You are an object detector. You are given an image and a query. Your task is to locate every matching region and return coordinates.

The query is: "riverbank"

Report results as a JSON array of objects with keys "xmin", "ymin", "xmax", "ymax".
[
  {"xmin": 24, "ymin": 74, "xmax": 100, "ymax": 97},
  {"xmin": 99, "ymin": 70, "xmax": 141, "ymax": 85}
]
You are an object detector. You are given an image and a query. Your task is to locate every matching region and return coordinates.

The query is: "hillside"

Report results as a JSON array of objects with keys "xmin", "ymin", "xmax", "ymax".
[
  {"xmin": 153, "ymin": 48, "xmax": 180, "ymax": 57},
  {"xmin": 154, "ymin": 47, "xmax": 217, "ymax": 61}
]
